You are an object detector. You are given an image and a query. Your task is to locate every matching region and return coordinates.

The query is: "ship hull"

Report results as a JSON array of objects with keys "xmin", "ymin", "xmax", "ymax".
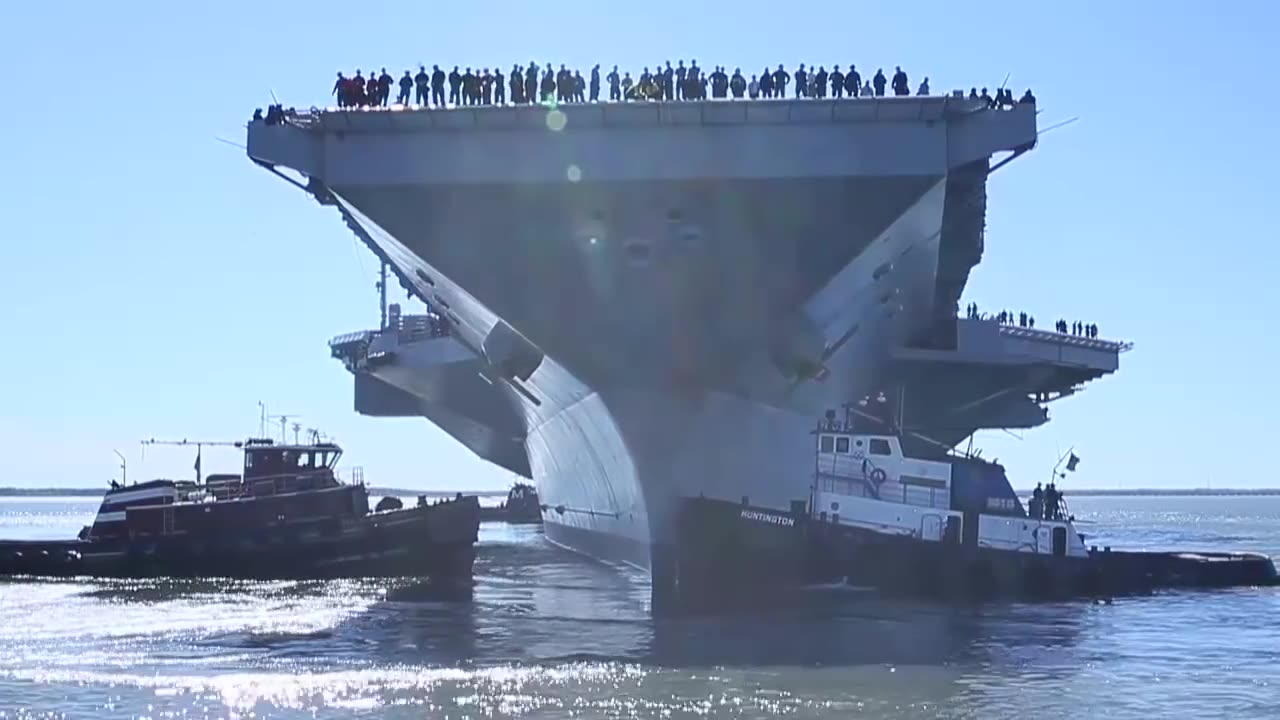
[
  {"xmin": 527, "ymin": 386, "xmax": 821, "ymax": 608},
  {"xmin": 0, "ymin": 498, "xmax": 480, "ymax": 581},
  {"xmin": 333, "ymin": 175, "xmax": 952, "ymax": 609}
]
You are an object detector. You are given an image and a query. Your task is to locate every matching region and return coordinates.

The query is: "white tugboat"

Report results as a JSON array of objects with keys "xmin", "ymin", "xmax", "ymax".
[{"xmin": 672, "ymin": 407, "xmax": 1277, "ymax": 609}]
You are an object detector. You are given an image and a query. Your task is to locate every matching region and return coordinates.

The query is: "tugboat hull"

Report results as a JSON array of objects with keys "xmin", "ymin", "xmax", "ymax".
[
  {"xmin": 809, "ymin": 521, "xmax": 1280, "ymax": 599},
  {"xmin": 0, "ymin": 498, "xmax": 479, "ymax": 581},
  {"xmin": 672, "ymin": 497, "xmax": 1279, "ymax": 611}
]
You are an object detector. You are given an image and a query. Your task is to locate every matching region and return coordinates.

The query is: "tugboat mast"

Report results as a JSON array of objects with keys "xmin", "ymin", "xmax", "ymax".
[
  {"xmin": 140, "ymin": 438, "xmax": 242, "ymax": 484},
  {"xmin": 112, "ymin": 449, "xmax": 127, "ymax": 486}
]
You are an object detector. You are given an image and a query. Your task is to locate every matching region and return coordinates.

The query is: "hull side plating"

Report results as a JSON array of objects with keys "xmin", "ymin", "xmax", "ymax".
[
  {"xmin": 337, "ymin": 178, "xmax": 950, "ymax": 593},
  {"xmin": 335, "ymin": 177, "xmax": 940, "ymax": 386}
]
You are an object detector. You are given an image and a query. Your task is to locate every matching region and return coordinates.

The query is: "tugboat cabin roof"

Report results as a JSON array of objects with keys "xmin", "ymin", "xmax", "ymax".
[
  {"xmin": 243, "ymin": 443, "xmax": 341, "ymax": 478},
  {"xmin": 816, "ymin": 432, "xmax": 900, "ymax": 458}
]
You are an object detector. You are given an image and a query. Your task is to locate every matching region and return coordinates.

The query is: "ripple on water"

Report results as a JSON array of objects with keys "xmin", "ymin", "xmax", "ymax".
[{"xmin": 0, "ymin": 499, "xmax": 1279, "ymax": 718}]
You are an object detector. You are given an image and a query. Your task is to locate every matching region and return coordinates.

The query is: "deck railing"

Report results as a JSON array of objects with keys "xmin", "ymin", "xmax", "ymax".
[{"xmin": 995, "ymin": 323, "xmax": 1133, "ymax": 353}]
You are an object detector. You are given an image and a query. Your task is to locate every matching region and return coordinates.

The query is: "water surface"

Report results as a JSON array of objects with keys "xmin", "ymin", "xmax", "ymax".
[{"xmin": 0, "ymin": 495, "xmax": 1277, "ymax": 718}]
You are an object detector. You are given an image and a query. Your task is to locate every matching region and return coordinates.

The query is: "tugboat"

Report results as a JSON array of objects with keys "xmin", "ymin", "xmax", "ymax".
[
  {"xmin": 478, "ymin": 482, "xmax": 543, "ymax": 524},
  {"xmin": 0, "ymin": 436, "xmax": 479, "ymax": 580},
  {"xmin": 673, "ymin": 407, "xmax": 1278, "ymax": 609}
]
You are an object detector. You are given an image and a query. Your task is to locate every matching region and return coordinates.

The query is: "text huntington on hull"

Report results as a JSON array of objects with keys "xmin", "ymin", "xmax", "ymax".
[{"xmin": 247, "ymin": 69, "xmax": 1130, "ymax": 608}]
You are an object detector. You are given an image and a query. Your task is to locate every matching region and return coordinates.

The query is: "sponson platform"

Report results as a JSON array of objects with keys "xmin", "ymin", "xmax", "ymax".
[{"xmin": 668, "ymin": 413, "xmax": 1278, "ymax": 612}]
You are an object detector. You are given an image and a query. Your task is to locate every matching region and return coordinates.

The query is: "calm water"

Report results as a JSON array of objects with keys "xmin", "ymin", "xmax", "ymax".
[{"xmin": 1, "ymin": 495, "xmax": 1278, "ymax": 719}]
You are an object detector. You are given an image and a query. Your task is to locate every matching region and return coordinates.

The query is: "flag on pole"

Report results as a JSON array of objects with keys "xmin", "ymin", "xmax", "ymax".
[
  {"xmin": 1066, "ymin": 453, "xmax": 1080, "ymax": 472},
  {"xmin": 194, "ymin": 451, "xmax": 201, "ymax": 474}
]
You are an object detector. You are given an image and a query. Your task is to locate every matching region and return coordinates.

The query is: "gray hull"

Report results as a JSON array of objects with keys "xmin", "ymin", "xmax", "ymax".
[
  {"xmin": 333, "ymin": 172, "xmax": 945, "ymax": 591},
  {"xmin": 248, "ymin": 97, "xmax": 1050, "ymax": 603}
]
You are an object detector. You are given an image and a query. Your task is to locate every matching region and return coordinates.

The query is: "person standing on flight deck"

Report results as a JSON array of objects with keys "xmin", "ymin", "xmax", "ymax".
[
  {"xmin": 891, "ymin": 66, "xmax": 909, "ymax": 96},
  {"xmin": 524, "ymin": 63, "xmax": 538, "ymax": 105},
  {"xmin": 415, "ymin": 66, "xmax": 430, "ymax": 106},
  {"xmin": 872, "ymin": 68, "xmax": 886, "ymax": 96},
  {"xmin": 607, "ymin": 66, "xmax": 620, "ymax": 101},
  {"xmin": 333, "ymin": 72, "xmax": 348, "ymax": 108},
  {"xmin": 830, "ymin": 66, "xmax": 844, "ymax": 98},
  {"xmin": 453, "ymin": 66, "xmax": 468, "ymax": 105},
  {"xmin": 590, "ymin": 64, "xmax": 601, "ymax": 102},
  {"xmin": 398, "ymin": 70, "xmax": 413, "ymax": 105},
  {"xmin": 772, "ymin": 65, "xmax": 790, "ymax": 98},
  {"xmin": 378, "ymin": 68, "xmax": 393, "ymax": 106},
  {"xmin": 845, "ymin": 64, "xmax": 861, "ymax": 97},
  {"xmin": 510, "ymin": 64, "xmax": 524, "ymax": 103},
  {"xmin": 430, "ymin": 65, "xmax": 445, "ymax": 107},
  {"xmin": 730, "ymin": 68, "xmax": 746, "ymax": 99}
]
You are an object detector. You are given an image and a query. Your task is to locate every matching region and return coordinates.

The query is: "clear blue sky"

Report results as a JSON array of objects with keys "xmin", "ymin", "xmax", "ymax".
[{"xmin": 1, "ymin": 1, "xmax": 1276, "ymax": 491}]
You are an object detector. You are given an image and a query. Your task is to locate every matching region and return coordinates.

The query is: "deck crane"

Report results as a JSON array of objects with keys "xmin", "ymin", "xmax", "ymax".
[{"xmin": 140, "ymin": 438, "xmax": 243, "ymax": 484}]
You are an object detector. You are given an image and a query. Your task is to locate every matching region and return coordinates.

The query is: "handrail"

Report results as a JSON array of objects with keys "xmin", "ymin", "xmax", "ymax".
[
  {"xmin": 994, "ymin": 323, "xmax": 1133, "ymax": 353},
  {"xmin": 329, "ymin": 330, "xmax": 375, "ymax": 348},
  {"xmin": 259, "ymin": 93, "xmax": 994, "ymax": 132},
  {"xmin": 328, "ymin": 314, "xmax": 450, "ymax": 351}
]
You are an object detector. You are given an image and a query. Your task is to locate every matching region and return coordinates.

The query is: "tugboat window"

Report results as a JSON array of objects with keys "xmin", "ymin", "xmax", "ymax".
[
  {"xmin": 869, "ymin": 438, "xmax": 892, "ymax": 456},
  {"xmin": 836, "ymin": 437, "xmax": 851, "ymax": 453},
  {"xmin": 819, "ymin": 436, "xmax": 834, "ymax": 453}
]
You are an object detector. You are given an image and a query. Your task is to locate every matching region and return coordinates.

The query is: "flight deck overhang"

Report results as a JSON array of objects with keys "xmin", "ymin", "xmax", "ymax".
[
  {"xmin": 893, "ymin": 318, "xmax": 1131, "ymax": 373},
  {"xmin": 246, "ymin": 96, "xmax": 1037, "ymax": 187}
]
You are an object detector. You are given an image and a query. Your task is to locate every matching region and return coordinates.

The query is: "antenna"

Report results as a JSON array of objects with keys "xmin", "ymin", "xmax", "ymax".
[
  {"xmin": 292, "ymin": 422, "xmax": 302, "ymax": 444},
  {"xmin": 267, "ymin": 413, "xmax": 298, "ymax": 443},
  {"xmin": 140, "ymin": 438, "xmax": 243, "ymax": 484},
  {"xmin": 258, "ymin": 401, "xmax": 267, "ymax": 437},
  {"xmin": 269, "ymin": 89, "xmax": 280, "ymax": 105},
  {"xmin": 1050, "ymin": 446, "xmax": 1075, "ymax": 486},
  {"xmin": 377, "ymin": 261, "xmax": 389, "ymax": 330},
  {"xmin": 214, "ymin": 135, "xmax": 247, "ymax": 151},
  {"xmin": 1038, "ymin": 116, "xmax": 1080, "ymax": 138},
  {"xmin": 113, "ymin": 449, "xmax": 127, "ymax": 486}
]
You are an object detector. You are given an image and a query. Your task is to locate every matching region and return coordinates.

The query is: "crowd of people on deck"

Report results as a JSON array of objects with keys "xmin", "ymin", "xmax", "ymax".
[
  {"xmin": 1028, "ymin": 482, "xmax": 1065, "ymax": 521},
  {"xmin": 965, "ymin": 304, "xmax": 1102, "ymax": 340},
  {"xmin": 326, "ymin": 62, "xmax": 1036, "ymax": 110}
]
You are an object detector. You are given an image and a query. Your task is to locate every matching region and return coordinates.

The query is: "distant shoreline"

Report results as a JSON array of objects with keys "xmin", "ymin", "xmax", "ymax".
[
  {"xmin": 1, "ymin": 487, "xmax": 1277, "ymax": 499},
  {"xmin": 0, "ymin": 487, "xmax": 510, "ymax": 498},
  {"xmin": 1020, "ymin": 488, "xmax": 1280, "ymax": 497}
]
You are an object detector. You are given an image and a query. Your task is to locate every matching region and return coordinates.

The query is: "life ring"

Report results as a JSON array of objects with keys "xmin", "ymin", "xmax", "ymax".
[{"xmin": 869, "ymin": 468, "xmax": 888, "ymax": 485}]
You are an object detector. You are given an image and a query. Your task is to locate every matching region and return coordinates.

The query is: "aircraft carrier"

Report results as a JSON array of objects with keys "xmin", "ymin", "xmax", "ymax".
[{"xmin": 246, "ymin": 90, "xmax": 1131, "ymax": 609}]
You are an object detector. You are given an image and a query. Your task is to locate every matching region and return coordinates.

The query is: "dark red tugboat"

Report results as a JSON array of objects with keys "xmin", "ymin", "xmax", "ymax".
[{"xmin": 0, "ymin": 438, "xmax": 479, "ymax": 580}]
